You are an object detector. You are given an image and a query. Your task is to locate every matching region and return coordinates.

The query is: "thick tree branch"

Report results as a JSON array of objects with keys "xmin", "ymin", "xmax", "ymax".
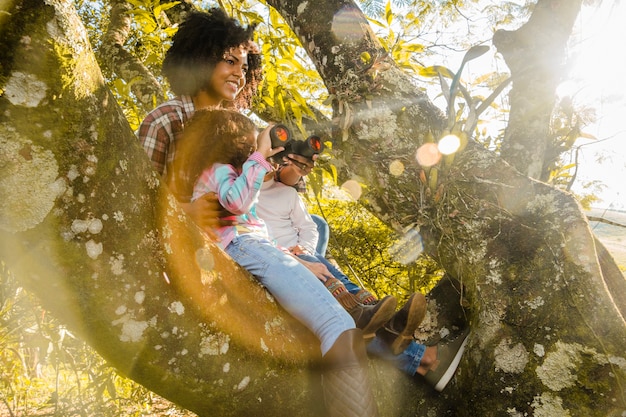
[
  {"xmin": 99, "ymin": 0, "xmax": 164, "ymax": 111},
  {"xmin": 494, "ymin": 0, "xmax": 582, "ymax": 180}
]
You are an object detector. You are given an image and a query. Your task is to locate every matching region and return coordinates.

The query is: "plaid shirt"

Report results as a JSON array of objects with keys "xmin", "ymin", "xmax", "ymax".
[
  {"xmin": 136, "ymin": 95, "xmax": 196, "ymax": 177},
  {"xmin": 137, "ymin": 95, "xmax": 305, "ymax": 192}
]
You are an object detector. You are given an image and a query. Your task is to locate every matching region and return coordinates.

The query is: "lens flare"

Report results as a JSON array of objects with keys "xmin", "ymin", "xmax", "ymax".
[
  {"xmin": 389, "ymin": 160, "xmax": 405, "ymax": 176},
  {"xmin": 341, "ymin": 179, "xmax": 362, "ymax": 200},
  {"xmin": 438, "ymin": 134, "xmax": 461, "ymax": 155},
  {"xmin": 331, "ymin": 6, "xmax": 366, "ymax": 43},
  {"xmin": 415, "ymin": 143, "xmax": 441, "ymax": 167},
  {"xmin": 388, "ymin": 226, "xmax": 424, "ymax": 265},
  {"xmin": 195, "ymin": 247, "xmax": 215, "ymax": 271}
]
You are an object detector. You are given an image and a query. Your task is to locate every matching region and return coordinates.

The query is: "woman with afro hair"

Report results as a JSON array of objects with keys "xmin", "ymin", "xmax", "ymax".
[{"xmin": 138, "ymin": 8, "xmax": 315, "ymax": 231}]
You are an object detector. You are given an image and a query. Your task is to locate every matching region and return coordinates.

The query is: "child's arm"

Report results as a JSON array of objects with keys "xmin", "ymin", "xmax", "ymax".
[
  {"xmin": 287, "ymin": 190, "xmax": 319, "ymax": 254},
  {"xmin": 209, "ymin": 153, "xmax": 272, "ymax": 215},
  {"xmin": 196, "ymin": 125, "xmax": 282, "ymax": 215}
]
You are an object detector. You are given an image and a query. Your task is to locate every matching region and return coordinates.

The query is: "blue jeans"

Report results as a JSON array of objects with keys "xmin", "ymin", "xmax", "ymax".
[
  {"xmin": 310, "ymin": 214, "xmax": 329, "ymax": 257},
  {"xmin": 297, "ymin": 253, "xmax": 361, "ymax": 295},
  {"xmin": 225, "ymin": 234, "xmax": 355, "ymax": 355},
  {"xmin": 367, "ymin": 338, "xmax": 425, "ymax": 376},
  {"xmin": 297, "ymin": 253, "xmax": 425, "ymax": 376}
]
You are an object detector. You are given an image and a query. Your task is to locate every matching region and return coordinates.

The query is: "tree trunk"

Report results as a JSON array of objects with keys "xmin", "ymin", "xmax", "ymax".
[
  {"xmin": 99, "ymin": 0, "xmax": 163, "ymax": 111},
  {"xmin": 1, "ymin": 1, "xmax": 624, "ymax": 417},
  {"xmin": 97, "ymin": 0, "xmax": 196, "ymax": 111},
  {"xmin": 494, "ymin": 0, "xmax": 582, "ymax": 181}
]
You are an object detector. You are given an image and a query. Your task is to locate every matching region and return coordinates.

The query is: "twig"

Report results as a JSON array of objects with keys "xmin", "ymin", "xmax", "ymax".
[{"xmin": 587, "ymin": 215, "xmax": 626, "ymax": 229}]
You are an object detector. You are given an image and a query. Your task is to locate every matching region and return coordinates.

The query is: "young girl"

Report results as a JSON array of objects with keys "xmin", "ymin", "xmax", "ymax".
[{"xmin": 173, "ymin": 109, "xmax": 379, "ymax": 417}]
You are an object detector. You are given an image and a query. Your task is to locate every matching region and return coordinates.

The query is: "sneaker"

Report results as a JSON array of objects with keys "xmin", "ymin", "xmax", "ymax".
[
  {"xmin": 349, "ymin": 295, "xmax": 397, "ymax": 340},
  {"xmin": 423, "ymin": 327, "xmax": 470, "ymax": 392},
  {"xmin": 376, "ymin": 292, "xmax": 427, "ymax": 355}
]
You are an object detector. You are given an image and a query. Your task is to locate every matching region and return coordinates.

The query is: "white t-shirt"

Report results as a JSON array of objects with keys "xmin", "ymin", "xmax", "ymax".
[{"xmin": 256, "ymin": 178, "xmax": 319, "ymax": 254}]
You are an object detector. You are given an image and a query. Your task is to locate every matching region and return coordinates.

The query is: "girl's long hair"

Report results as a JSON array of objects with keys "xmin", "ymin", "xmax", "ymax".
[{"xmin": 170, "ymin": 109, "xmax": 257, "ymax": 201}]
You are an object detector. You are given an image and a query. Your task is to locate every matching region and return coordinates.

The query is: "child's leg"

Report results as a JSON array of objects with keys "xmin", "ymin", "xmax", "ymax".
[
  {"xmin": 310, "ymin": 214, "xmax": 329, "ymax": 256},
  {"xmin": 367, "ymin": 337, "xmax": 426, "ymax": 376},
  {"xmin": 226, "ymin": 234, "xmax": 355, "ymax": 355},
  {"xmin": 298, "ymin": 253, "xmax": 362, "ymax": 294}
]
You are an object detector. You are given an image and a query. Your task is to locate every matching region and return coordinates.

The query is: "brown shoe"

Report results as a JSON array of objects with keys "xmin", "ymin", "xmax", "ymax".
[
  {"xmin": 376, "ymin": 292, "xmax": 427, "ymax": 355},
  {"xmin": 355, "ymin": 289, "xmax": 378, "ymax": 305},
  {"xmin": 349, "ymin": 295, "xmax": 397, "ymax": 341}
]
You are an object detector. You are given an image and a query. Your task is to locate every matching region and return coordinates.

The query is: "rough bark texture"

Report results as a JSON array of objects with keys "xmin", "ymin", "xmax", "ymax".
[
  {"xmin": 596, "ymin": 237, "xmax": 626, "ymax": 321},
  {"xmin": 99, "ymin": 0, "xmax": 163, "ymax": 111},
  {"xmin": 1, "ymin": 1, "xmax": 625, "ymax": 417},
  {"xmin": 266, "ymin": 0, "xmax": 626, "ymax": 416}
]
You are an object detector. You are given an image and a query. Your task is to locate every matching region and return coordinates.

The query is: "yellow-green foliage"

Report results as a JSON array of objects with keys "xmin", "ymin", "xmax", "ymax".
[{"xmin": 305, "ymin": 187, "xmax": 441, "ymax": 304}]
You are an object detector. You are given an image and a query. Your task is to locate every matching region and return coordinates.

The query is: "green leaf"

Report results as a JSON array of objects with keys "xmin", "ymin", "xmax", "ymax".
[
  {"xmin": 462, "ymin": 45, "xmax": 490, "ymax": 64},
  {"xmin": 366, "ymin": 17, "xmax": 387, "ymax": 28},
  {"xmin": 125, "ymin": 0, "xmax": 146, "ymax": 8},
  {"xmin": 401, "ymin": 43, "xmax": 425, "ymax": 53},
  {"xmin": 262, "ymin": 96, "xmax": 275, "ymax": 107},
  {"xmin": 419, "ymin": 65, "xmax": 454, "ymax": 78},
  {"xmin": 385, "ymin": 0, "xmax": 393, "ymax": 26},
  {"xmin": 158, "ymin": 1, "xmax": 180, "ymax": 13},
  {"xmin": 578, "ymin": 132, "xmax": 597, "ymax": 140}
]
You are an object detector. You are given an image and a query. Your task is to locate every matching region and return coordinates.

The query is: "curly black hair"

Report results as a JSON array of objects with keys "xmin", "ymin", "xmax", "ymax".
[
  {"xmin": 162, "ymin": 8, "xmax": 263, "ymax": 109},
  {"xmin": 170, "ymin": 109, "xmax": 258, "ymax": 200}
]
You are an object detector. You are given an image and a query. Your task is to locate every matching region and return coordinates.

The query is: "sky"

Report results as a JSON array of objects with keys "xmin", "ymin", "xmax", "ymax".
[
  {"xmin": 421, "ymin": 1, "xmax": 626, "ymax": 211},
  {"xmin": 565, "ymin": 1, "xmax": 626, "ymax": 211}
]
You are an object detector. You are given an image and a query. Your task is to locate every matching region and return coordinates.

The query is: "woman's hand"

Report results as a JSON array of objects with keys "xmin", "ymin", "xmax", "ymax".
[
  {"xmin": 288, "ymin": 245, "xmax": 310, "ymax": 256},
  {"xmin": 180, "ymin": 192, "xmax": 236, "ymax": 239}
]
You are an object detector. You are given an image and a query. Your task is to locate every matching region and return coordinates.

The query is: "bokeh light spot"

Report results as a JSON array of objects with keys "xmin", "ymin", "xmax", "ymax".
[
  {"xmin": 389, "ymin": 160, "xmax": 405, "ymax": 176},
  {"xmin": 195, "ymin": 247, "xmax": 215, "ymax": 271},
  {"xmin": 341, "ymin": 180, "xmax": 363, "ymax": 200},
  {"xmin": 438, "ymin": 134, "xmax": 461, "ymax": 155},
  {"xmin": 415, "ymin": 143, "xmax": 441, "ymax": 167}
]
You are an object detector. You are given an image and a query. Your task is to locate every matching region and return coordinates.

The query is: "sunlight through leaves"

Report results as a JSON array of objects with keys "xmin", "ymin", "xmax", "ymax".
[{"xmin": 438, "ymin": 134, "xmax": 461, "ymax": 155}]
